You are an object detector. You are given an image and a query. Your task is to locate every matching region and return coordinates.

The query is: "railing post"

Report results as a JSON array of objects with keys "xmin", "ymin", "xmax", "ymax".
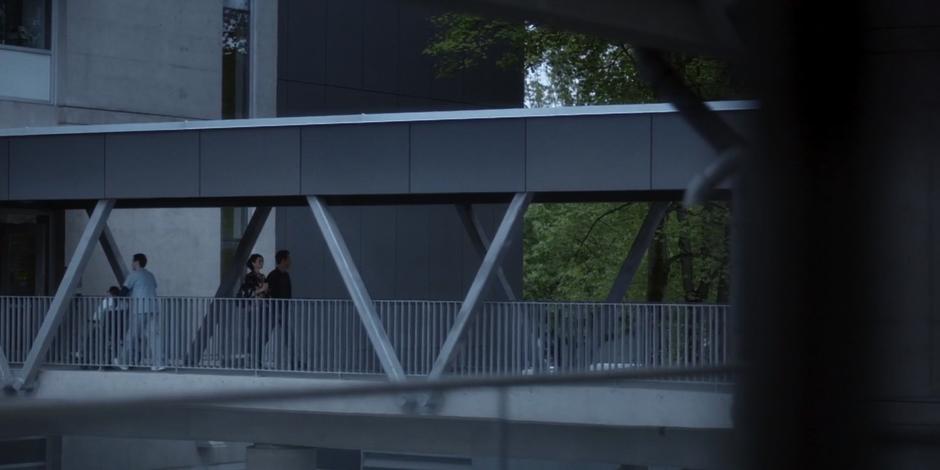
[
  {"xmin": 14, "ymin": 199, "xmax": 115, "ymax": 390},
  {"xmin": 427, "ymin": 193, "xmax": 532, "ymax": 389}
]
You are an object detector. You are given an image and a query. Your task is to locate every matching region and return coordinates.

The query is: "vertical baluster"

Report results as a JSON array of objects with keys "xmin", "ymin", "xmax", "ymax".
[
  {"xmin": 308, "ymin": 301, "xmax": 314, "ymax": 373},
  {"xmin": 493, "ymin": 304, "xmax": 500, "ymax": 375},
  {"xmin": 714, "ymin": 306, "xmax": 720, "ymax": 366}
]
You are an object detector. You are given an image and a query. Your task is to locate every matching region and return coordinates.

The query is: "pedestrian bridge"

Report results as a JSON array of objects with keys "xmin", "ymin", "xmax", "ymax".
[
  {"xmin": 0, "ymin": 101, "xmax": 744, "ymax": 467},
  {"xmin": 0, "ymin": 297, "xmax": 734, "ymax": 467}
]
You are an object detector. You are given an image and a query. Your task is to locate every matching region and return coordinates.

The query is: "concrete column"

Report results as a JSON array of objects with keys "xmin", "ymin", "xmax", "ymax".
[{"xmin": 246, "ymin": 444, "xmax": 317, "ymax": 470}]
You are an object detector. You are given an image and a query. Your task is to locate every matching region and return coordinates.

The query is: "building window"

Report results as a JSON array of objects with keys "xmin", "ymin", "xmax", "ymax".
[
  {"xmin": 0, "ymin": 0, "xmax": 51, "ymax": 50},
  {"xmin": 222, "ymin": 0, "xmax": 250, "ymax": 119}
]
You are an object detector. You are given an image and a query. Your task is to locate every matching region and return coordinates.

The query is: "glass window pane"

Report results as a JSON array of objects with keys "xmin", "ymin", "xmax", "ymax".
[
  {"xmin": 222, "ymin": 6, "xmax": 249, "ymax": 119},
  {"xmin": 0, "ymin": 0, "xmax": 51, "ymax": 50}
]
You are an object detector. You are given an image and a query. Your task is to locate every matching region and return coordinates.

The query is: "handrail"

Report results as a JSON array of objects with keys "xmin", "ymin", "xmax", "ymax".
[{"xmin": 0, "ymin": 296, "xmax": 729, "ymax": 381}]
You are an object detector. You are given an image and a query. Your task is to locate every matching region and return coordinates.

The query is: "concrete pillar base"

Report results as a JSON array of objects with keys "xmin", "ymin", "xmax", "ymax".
[{"xmin": 246, "ymin": 443, "xmax": 317, "ymax": 470}]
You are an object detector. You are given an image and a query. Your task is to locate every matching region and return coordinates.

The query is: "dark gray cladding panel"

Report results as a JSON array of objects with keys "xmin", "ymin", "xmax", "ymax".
[
  {"xmin": 526, "ymin": 115, "xmax": 651, "ymax": 191},
  {"xmin": 282, "ymin": 0, "xmax": 327, "ymax": 83},
  {"xmin": 359, "ymin": 206, "xmax": 396, "ymax": 299},
  {"xmin": 363, "ymin": 0, "xmax": 400, "ymax": 94},
  {"xmin": 427, "ymin": 205, "xmax": 465, "ymax": 300},
  {"xmin": 397, "ymin": 0, "xmax": 434, "ymax": 99},
  {"xmin": 105, "ymin": 132, "xmax": 199, "ymax": 198},
  {"xmin": 275, "ymin": 206, "xmax": 328, "ymax": 299},
  {"xmin": 651, "ymin": 110, "xmax": 754, "ymax": 190},
  {"xmin": 9, "ymin": 135, "xmax": 104, "ymax": 200},
  {"xmin": 410, "ymin": 119, "xmax": 526, "ymax": 193},
  {"xmin": 0, "ymin": 139, "xmax": 8, "ymax": 200},
  {"xmin": 280, "ymin": 81, "xmax": 326, "ymax": 117},
  {"xmin": 302, "ymin": 123, "xmax": 410, "ymax": 195},
  {"xmin": 200, "ymin": 127, "xmax": 301, "ymax": 197},
  {"xmin": 276, "ymin": 203, "xmax": 524, "ymax": 301},
  {"xmin": 325, "ymin": 0, "xmax": 363, "ymax": 89},
  {"xmin": 394, "ymin": 205, "xmax": 430, "ymax": 298},
  {"xmin": 322, "ymin": 86, "xmax": 399, "ymax": 115}
]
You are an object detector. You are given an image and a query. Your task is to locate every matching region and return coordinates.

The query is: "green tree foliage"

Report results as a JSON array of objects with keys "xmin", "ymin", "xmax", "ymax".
[
  {"xmin": 425, "ymin": 14, "xmax": 740, "ymax": 303},
  {"xmin": 523, "ymin": 202, "xmax": 730, "ymax": 303}
]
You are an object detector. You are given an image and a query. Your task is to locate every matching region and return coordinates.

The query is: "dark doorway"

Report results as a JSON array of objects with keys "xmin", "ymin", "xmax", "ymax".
[{"xmin": 0, "ymin": 213, "xmax": 50, "ymax": 296}]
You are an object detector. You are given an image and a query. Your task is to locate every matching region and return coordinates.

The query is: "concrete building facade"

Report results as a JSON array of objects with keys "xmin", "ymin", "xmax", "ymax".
[{"xmin": 1, "ymin": 0, "xmax": 279, "ymax": 298}]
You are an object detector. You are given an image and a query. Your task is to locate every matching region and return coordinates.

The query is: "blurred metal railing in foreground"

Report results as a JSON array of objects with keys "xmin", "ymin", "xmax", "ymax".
[{"xmin": 0, "ymin": 296, "xmax": 728, "ymax": 381}]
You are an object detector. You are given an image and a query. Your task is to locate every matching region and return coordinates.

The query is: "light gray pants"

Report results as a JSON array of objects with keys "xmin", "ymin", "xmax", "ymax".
[{"xmin": 119, "ymin": 312, "xmax": 164, "ymax": 367}]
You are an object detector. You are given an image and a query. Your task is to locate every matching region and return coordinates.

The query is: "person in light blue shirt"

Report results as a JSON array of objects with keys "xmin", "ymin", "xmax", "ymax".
[{"xmin": 114, "ymin": 253, "xmax": 165, "ymax": 371}]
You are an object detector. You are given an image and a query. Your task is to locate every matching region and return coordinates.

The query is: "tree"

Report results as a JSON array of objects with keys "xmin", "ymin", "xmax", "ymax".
[{"xmin": 426, "ymin": 15, "xmax": 739, "ymax": 303}]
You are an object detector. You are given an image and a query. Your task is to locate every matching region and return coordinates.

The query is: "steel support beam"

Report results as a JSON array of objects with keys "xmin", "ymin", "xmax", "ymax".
[
  {"xmin": 87, "ymin": 209, "xmax": 128, "ymax": 286},
  {"xmin": 306, "ymin": 196, "xmax": 406, "ymax": 383},
  {"xmin": 606, "ymin": 202, "xmax": 671, "ymax": 302},
  {"xmin": 428, "ymin": 193, "xmax": 532, "ymax": 384},
  {"xmin": 186, "ymin": 207, "xmax": 272, "ymax": 366},
  {"xmin": 15, "ymin": 199, "xmax": 115, "ymax": 390},
  {"xmin": 455, "ymin": 204, "xmax": 516, "ymax": 301}
]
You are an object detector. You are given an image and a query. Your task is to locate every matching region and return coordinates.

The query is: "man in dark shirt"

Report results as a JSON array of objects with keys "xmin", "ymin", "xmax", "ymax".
[
  {"xmin": 266, "ymin": 250, "xmax": 292, "ymax": 299},
  {"xmin": 262, "ymin": 250, "xmax": 294, "ymax": 369}
]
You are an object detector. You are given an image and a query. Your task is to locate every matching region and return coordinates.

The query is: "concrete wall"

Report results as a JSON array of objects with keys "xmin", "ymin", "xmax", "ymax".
[
  {"xmin": 55, "ymin": 0, "xmax": 223, "ymax": 120},
  {"xmin": 0, "ymin": 100, "xmax": 57, "ymax": 128},
  {"xmin": 64, "ymin": 206, "xmax": 276, "ymax": 298},
  {"xmin": 61, "ymin": 436, "xmax": 246, "ymax": 470},
  {"xmin": 65, "ymin": 209, "xmax": 222, "ymax": 297},
  {"xmin": 18, "ymin": 371, "xmax": 735, "ymax": 468},
  {"xmin": 12, "ymin": 0, "xmax": 279, "ymax": 298}
]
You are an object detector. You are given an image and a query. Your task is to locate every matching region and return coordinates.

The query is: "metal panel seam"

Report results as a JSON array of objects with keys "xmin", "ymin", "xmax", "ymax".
[
  {"xmin": 5, "ymin": 139, "xmax": 9, "ymax": 199},
  {"xmin": 407, "ymin": 123, "xmax": 413, "ymax": 193},
  {"xmin": 298, "ymin": 126, "xmax": 303, "ymax": 194},
  {"xmin": 103, "ymin": 134, "xmax": 108, "ymax": 197},
  {"xmin": 197, "ymin": 131, "xmax": 203, "ymax": 196},
  {"xmin": 523, "ymin": 118, "xmax": 528, "ymax": 191},
  {"xmin": 649, "ymin": 114, "xmax": 653, "ymax": 189}
]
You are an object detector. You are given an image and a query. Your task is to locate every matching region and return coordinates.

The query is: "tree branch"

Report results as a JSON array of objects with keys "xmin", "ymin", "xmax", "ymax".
[{"xmin": 574, "ymin": 203, "xmax": 634, "ymax": 254}]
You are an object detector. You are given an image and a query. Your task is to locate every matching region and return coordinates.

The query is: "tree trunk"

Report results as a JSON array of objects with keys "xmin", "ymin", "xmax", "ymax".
[
  {"xmin": 715, "ymin": 207, "xmax": 732, "ymax": 303},
  {"xmin": 675, "ymin": 207, "xmax": 697, "ymax": 301},
  {"xmin": 646, "ymin": 218, "xmax": 669, "ymax": 301}
]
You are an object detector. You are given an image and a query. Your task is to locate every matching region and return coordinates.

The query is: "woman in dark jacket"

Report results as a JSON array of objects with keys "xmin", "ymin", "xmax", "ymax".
[
  {"xmin": 237, "ymin": 253, "xmax": 269, "ymax": 368},
  {"xmin": 239, "ymin": 254, "xmax": 269, "ymax": 298}
]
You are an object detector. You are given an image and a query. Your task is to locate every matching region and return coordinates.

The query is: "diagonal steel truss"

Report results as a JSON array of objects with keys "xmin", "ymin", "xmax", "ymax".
[{"xmin": 14, "ymin": 200, "xmax": 116, "ymax": 390}]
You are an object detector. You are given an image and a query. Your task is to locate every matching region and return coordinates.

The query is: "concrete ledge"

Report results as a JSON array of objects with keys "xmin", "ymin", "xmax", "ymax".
[{"xmin": 21, "ymin": 369, "xmax": 733, "ymax": 429}]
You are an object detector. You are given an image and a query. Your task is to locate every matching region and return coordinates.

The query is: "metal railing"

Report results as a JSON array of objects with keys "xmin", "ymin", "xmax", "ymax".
[{"xmin": 0, "ymin": 296, "xmax": 728, "ymax": 379}]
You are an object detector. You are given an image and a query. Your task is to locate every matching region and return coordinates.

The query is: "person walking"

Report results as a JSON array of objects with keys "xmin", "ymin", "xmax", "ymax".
[
  {"xmin": 265, "ymin": 250, "xmax": 292, "ymax": 299},
  {"xmin": 239, "ymin": 254, "xmax": 269, "ymax": 368},
  {"xmin": 74, "ymin": 286, "xmax": 120, "ymax": 367},
  {"xmin": 239, "ymin": 253, "xmax": 269, "ymax": 299},
  {"xmin": 265, "ymin": 250, "xmax": 294, "ymax": 369},
  {"xmin": 114, "ymin": 253, "xmax": 164, "ymax": 371}
]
